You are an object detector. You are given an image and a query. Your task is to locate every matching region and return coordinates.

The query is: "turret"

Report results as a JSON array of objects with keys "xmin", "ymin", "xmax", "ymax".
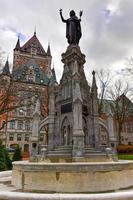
[
  {"xmin": 91, "ymin": 70, "xmax": 98, "ymax": 99},
  {"xmin": 2, "ymin": 59, "xmax": 11, "ymax": 76},
  {"xmin": 49, "ymin": 67, "xmax": 58, "ymax": 86},
  {"xmin": 14, "ymin": 36, "xmax": 21, "ymax": 51},
  {"xmin": 47, "ymin": 43, "xmax": 51, "ymax": 56},
  {"xmin": 91, "ymin": 70, "xmax": 99, "ymax": 149}
]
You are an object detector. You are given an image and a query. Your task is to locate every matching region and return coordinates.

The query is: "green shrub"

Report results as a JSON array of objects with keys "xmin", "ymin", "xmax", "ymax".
[
  {"xmin": 12, "ymin": 145, "xmax": 22, "ymax": 161},
  {"xmin": 0, "ymin": 144, "xmax": 12, "ymax": 171}
]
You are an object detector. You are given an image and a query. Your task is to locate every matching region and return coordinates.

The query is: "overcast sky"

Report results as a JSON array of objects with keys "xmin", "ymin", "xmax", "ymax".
[{"xmin": 0, "ymin": 0, "xmax": 133, "ymax": 82}]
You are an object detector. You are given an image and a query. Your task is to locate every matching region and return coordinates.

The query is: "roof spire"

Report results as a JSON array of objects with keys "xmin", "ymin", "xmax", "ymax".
[
  {"xmin": 49, "ymin": 66, "xmax": 58, "ymax": 85},
  {"xmin": 2, "ymin": 58, "xmax": 10, "ymax": 76},
  {"xmin": 91, "ymin": 70, "xmax": 97, "ymax": 95},
  {"xmin": 92, "ymin": 71, "xmax": 97, "ymax": 87},
  {"xmin": 47, "ymin": 42, "xmax": 51, "ymax": 56},
  {"xmin": 52, "ymin": 67, "xmax": 57, "ymax": 82},
  {"xmin": 14, "ymin": 34, "xmax": 20, "ymax": 50},
  {"xmin": 34, "ymin": 25, "xmax": 36, "ymax": 36}
]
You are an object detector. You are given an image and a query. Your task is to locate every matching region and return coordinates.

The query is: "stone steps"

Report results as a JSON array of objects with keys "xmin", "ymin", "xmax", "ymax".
[{"xmin": 48, "ymin": 146, "xmax": 103, "ymax": 157}]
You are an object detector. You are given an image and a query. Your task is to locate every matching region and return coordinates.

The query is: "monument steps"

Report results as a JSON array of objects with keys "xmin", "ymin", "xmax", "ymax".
[
  {"xmin": 47, "ymin": 146, "xmax": 103, "ymax": 157},
  {"xmin": 85, "ymin": 147, "xmax": 102, "ymax": 154},
  {"xmin": 48, "ymin": 146, "xmax": 72, "ymax": 156}
]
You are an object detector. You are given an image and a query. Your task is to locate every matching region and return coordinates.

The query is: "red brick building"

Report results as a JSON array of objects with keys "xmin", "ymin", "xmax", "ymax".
[
  {"xmin": 0, "ymin": 31, "xmax": 56, "ymax": 151},
  {"xmin": 99, "ymin": 95, "xmax": 133, "ymax": 147}
]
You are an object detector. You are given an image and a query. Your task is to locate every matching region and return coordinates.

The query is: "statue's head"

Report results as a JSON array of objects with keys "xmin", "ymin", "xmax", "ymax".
[{"xmin": 70, "ymin": 10, "xmax": 75, "ymax": 17}]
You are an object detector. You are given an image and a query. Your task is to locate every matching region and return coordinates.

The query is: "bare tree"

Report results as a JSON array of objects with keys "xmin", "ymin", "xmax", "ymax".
[
  {"xmin": 96, "ymin": 69, "xmax": 112, "ymax": 114},
  {"xmin": 107, "ymin": 80, "xmax": 132, "ymax": 145},
  {"xmin": 121, "ymin": 57, "xmax": 133, "ymax": 76},
  {"xmin": 0, "ymin": 77, "xmax": 21, "ymax": 130},
  {"xmin": 0, "ymin": 75, "xmax": 38, "ymax": 131}
]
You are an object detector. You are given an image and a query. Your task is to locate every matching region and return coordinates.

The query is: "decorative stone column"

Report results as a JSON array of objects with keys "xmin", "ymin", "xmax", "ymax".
[
  {"xmin": 48, "ymin": 85, "xmax": 56, "ymax": 150},
  {"xmin": 107, "ymin": 111, "xmax": 117, "ymax": 148},
  {"xmin": 91, "ymin": 71, "xmax": 100, "ymax": 149},
  {"xmin": 72, "ymin": 83, "xmax": 85, "ymax": 158},
  {"xmin": 61, "ymin": 45, "xmax": 86, "ymax": 158},
  {"xmin": 30, "ymin": 99, "xmax": 41, "ymax": 159}
]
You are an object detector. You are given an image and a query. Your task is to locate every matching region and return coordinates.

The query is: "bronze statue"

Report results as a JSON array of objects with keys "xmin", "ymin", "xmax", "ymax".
[{"xmin": 59, "ymin": 9, "xmax": 83, "ymax": 45}]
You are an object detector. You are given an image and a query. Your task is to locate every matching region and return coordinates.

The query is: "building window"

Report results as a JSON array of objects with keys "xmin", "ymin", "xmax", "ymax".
[
  {"xmin": 25, "ymin": 121, "xmax": 31, "ymax": 131},
  {"xmin": 101, "ymin": 135, "xmax": 107, "ymax": 141},
  {"xmin": 17, "ymin": 134, "xmax": 21, "ymax": 141},
  {"xmin": 9, "ymin": 133, "xmax": 14, "ymax": 141},
  {"xmin": 126, "ymin": 122, "xmax": 133, "ymax": 133},
  {"xmin": 25, "ymin": 134, "xmax": 29, "ymax": 142},
  {"xmin": 27, "ymin": 68, "xmax": 35, "ymax": 83},
  {"xmin": 40, "ymin": 134, "xmax": 44, "ymax": 142},
  {"xmin": 17, "ymin": 120, "xmax": 23, "ymax": 130},
  {"xmin": 28, "ymin": 77, "xmax": 34, "ymax": 82},
  {"xmin": 19, "ymin": 109, "xmax": 24, "ymax": 116},
  {"xmin": 31, "ymin": 48, "xmax": 37, "ymax": 55},
  {"xmin": 10, "ymin": 120, "xmax": 15, "ymax": 129},
  {"xmin": 121, "ymin": 136, "xmax": 124, "ymax": 141}
]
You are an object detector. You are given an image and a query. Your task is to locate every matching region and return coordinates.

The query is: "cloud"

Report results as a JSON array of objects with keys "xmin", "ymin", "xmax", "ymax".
[{"xmin": 18, "ymin": 32, "xmax": 27, "ymax": 42}]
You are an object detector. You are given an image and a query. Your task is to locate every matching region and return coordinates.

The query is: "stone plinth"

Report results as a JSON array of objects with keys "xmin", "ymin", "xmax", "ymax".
[{"xmin": 12, "ymin": 160, "xmax": 133, "ymax": 193}]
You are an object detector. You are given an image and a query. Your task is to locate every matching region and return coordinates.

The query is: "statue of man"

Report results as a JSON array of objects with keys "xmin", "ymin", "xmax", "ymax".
[{"xmin": 59, "ymin": 9, "xmax": 83, "ymax": 45}]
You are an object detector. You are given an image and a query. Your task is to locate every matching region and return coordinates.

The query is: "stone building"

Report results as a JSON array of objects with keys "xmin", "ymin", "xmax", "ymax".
[
  {"xmin": 0, "ymin": 31, "xmax": 54, "ymax": 152},
  {"xmin": 99, "ymin": 96, "xmax": 133, "ymax": 146}
]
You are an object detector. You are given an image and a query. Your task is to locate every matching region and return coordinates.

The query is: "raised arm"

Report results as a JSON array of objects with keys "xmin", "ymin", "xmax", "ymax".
[
  {"xmin": 59, "ymin": 9, "xmax": 67, "ymax": 23},
  {"xmin": 79, "ymin": 10, "xmax": 83, "ymax": 21}
]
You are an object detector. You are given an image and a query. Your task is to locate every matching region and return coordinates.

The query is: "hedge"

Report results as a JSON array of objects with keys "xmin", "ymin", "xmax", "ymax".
[{"xmin": 117, "ymin": 145, "xmax": 133, "ymax": 154}]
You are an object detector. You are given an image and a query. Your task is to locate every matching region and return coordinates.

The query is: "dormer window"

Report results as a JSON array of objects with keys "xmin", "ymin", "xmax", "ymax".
[
  {"xmin": 29, "ymin": 70, "xmax": 33, "ymax": 74},
  {"xmin": 35, "ymin": 68, "xmax": 39, "ymax": 72},
  {"xmin": 31, "ymin": 45, "xmax": 37, "ymax": 56},
  {"xmin": 27, "ymin": 67, "xmax": 35, "ymax": 83},
  {"xmin": 28, "ymin": 77, "xmax": 34, "ymax": 82}
]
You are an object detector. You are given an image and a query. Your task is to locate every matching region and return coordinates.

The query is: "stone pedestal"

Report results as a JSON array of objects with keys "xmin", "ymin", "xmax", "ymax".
[
  {"xmin": 30, "ymin": 99, "xmax": 41, "ymax": 158},
  {"xmin": 47, "ymin": 45, "xmax": 101, "ymax": 158},
  {"xmin": 62, "ymin": 46, "xmax": 86, "ymax": 158}
]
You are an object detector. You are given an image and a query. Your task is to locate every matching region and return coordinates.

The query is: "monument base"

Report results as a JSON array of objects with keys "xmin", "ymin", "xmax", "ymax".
[{"xmin": 12, "ymin": 160, "xmax": 133, "ymax": 193}]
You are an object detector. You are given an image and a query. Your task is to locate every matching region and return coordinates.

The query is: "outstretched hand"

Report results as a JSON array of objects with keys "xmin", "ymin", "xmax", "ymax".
[{"xmin": 79, "ymin": 10, "xmax": 83, "ymax": 18}]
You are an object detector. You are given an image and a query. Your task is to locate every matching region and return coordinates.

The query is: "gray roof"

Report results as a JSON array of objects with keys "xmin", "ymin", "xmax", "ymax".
[
  {"xmin": 2, "ymin": 60, "xmax": 10, "ymax": 76},
  {"xmin": 13, "ymin": 59, "xmax": 49, "ymax": 85}
]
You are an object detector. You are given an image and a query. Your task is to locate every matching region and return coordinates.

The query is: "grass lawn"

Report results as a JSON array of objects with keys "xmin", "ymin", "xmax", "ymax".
[{"xmin": 118, "ymin": 154, "xmax": 133, "ymax": 160}]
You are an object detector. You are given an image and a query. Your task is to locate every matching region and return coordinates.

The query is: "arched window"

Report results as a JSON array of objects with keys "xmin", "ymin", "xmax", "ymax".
[
  {"xmin": 83, "ymin": 117, "xmax": 88, "ymax": 145},
  {"xmin": 61, "ymin": 117, "xmax": 71, "ymax": 146},
  {"xmin": 25, "ymin": 121, "xmax": 31, "ymax": 131},
  {"xmin": 99, "ymin": 125, "xmax": 108, "ymax": 146},
  {"xmin": 24, "ymin": 144, "xmax": 29, "ymax": 151},
  {"xmin": 10, "ymin": 120, "xmax": 15, "ymax": 129}
]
